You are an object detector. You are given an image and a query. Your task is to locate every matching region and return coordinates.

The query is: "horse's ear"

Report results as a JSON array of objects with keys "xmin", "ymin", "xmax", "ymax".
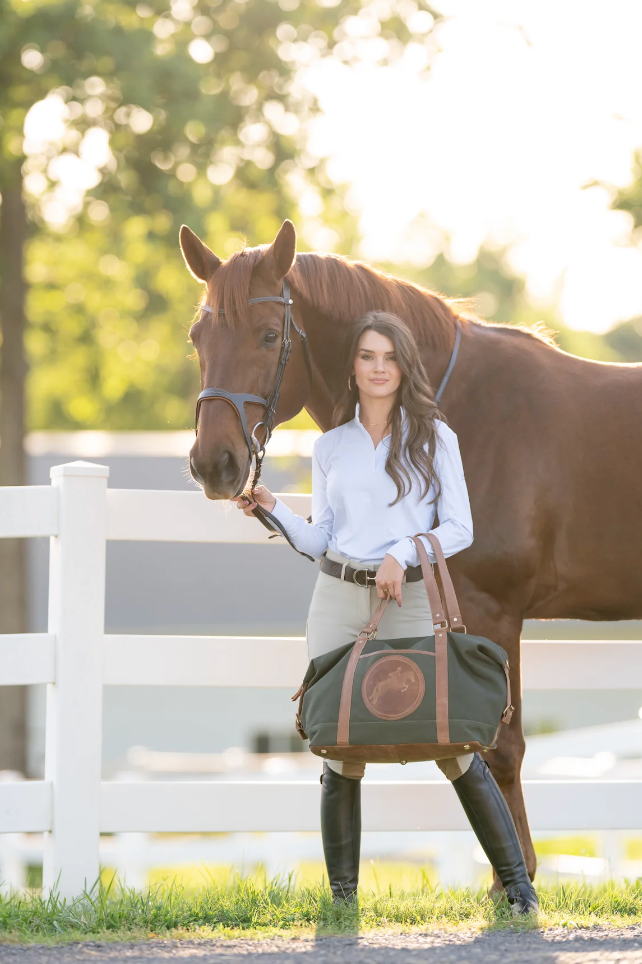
[
  {"xmin": 179, "ymin": 225, "xmax": 221, "ymax": 283},
  {"xmin": 264, "ymin": 219, "xmax": 296, "ymax": 280}
]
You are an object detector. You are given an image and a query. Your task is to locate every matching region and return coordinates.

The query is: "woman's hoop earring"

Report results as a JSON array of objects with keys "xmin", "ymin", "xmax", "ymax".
[{"xmin": 348, "ymin": 374, "xmax": 355, "ymax": 392}]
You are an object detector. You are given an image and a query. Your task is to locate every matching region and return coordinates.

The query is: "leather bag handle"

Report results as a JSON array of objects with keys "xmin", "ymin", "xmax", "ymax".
[
  {"xmin": 351, "ymin": 540, "xmax": 449, "ymax": 642},
  {"xmin": 414, "ymin": 531, "xmax": 465, "ymax": 632},
  {"xmin": 411, "ymin": 535, "xmax": 450, "ymax": 743},
  {"xmin": 357, "ymin": 598, "xmax": 389, "ymax": 642},
  {"xmin": 337, "ymin": 600, "xmax": 390, "ymax": 745}
]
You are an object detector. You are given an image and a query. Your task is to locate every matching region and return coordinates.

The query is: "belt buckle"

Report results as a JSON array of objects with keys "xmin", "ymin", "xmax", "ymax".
[{"xmin": 353, "ymin": 567, "xmax": 377, "ymax": 588}]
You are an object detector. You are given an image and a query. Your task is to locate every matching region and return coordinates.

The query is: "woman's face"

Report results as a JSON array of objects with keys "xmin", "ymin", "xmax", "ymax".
[{"xmin": 352, "ymin": 330, "xmax": 402, "ymax": 402}]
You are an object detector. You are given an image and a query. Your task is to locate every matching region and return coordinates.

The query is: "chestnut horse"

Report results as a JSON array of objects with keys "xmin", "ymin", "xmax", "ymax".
[{"xmin": 181, "ymin": 218, "xmax": 642, "ymax": 882}]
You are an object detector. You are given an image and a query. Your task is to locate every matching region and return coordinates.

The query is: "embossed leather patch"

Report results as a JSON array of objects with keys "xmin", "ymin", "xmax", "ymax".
[{"xmin": 361, "ymin": 655, "xmax": 425, "ymax": 721}]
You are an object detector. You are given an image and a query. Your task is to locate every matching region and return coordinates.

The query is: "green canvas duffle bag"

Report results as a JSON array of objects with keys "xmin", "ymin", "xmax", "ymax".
[{"xmin": 292, "ymin": 532, "xmax": 513, "ymax": 764}]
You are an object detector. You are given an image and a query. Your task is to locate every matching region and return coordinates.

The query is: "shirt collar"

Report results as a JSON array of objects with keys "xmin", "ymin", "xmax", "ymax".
[{"xmin": 353, "ymin": 402, "xmax": 395, "ymax": 444}]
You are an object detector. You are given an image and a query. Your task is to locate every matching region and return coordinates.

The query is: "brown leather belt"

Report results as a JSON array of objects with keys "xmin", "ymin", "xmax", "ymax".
[{"xmin": 320, "ymin": 555, "xmax": 423, "ymax": 587}]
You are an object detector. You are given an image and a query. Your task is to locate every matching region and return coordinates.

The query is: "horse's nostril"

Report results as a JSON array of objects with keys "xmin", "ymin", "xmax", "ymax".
[{"xmin": 216, "ymin": 449, "xmax": 239, "ymax": 484}]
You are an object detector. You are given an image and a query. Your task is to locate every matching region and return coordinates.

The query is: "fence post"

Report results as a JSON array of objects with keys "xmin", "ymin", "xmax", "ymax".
[{"xmin": 43, "ymin": 461, "xmax": 109, "ymax": 899}]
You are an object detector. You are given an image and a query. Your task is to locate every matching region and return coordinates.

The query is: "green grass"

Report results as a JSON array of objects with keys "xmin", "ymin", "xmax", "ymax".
[{"xmin": 3, "ymin": 875, "xmax": 642, "ymax": 943}]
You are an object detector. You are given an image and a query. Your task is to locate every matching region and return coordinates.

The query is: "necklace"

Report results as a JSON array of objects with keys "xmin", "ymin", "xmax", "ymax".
[{"xmin": 361, "ymin": 418, "xmax": 391, "ymax": 427}]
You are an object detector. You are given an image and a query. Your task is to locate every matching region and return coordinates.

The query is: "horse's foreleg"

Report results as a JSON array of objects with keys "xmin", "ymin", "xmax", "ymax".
[{"xmin": 459, "ymin": 595, "xmax": 535, "ymax": 884}]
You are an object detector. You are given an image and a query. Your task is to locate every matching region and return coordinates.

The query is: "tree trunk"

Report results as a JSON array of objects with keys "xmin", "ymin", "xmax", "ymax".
[{"xmin": 0, "ymin": 172, "xmax": 28, "ymax": 773}]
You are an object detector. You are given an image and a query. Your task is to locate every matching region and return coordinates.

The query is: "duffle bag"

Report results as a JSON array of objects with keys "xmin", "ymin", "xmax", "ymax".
[{"xmin": 292, "ymin": 532, "xmax": 513, "ymax": 763}]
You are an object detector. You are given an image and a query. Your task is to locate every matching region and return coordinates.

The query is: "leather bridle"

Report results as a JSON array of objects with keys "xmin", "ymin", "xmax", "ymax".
[{"xmin": 195, "ymin": 278, "xmax": 312, "ymax": 492}]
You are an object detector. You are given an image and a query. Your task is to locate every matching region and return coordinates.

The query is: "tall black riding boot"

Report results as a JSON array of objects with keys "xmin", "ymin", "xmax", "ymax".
[
  {"xmin": 320, "ymin": 764, "xmax": 361, "ymax": 903},
  {"xmin": 452, "ymin": 753, "xmax": 538, "ymax": 915}
]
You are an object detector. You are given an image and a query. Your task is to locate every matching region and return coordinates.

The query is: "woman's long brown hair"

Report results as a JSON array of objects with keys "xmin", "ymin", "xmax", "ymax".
[{"xmin": 333, "ymin": 311, "xmax": 443, "ymax": 506}]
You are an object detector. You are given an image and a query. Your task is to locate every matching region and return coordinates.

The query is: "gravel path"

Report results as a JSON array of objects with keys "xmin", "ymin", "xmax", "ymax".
[{"xmin": 3, "ymin": 929, "xmax": 642, "ymax": 964}]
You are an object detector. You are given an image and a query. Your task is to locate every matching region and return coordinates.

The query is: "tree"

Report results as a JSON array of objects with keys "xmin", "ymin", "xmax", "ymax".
[{"xmin": 0, "ymin": 0, "xmax": 442, "ymax": 768}]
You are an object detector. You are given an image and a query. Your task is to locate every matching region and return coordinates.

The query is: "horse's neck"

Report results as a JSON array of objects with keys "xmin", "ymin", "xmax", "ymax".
[{"xmin": 299, "ymin": 305, "xmax": 345, "ymax": 431}]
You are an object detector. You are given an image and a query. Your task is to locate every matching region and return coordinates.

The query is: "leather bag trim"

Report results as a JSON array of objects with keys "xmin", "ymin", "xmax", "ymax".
[
  {"xmin": 359, "ymin": 649, "xmax": 435, "ymax": 658},
  {"xmin": 311, "ymin": 741, "xmax": 493, "ymax": 763},
  {"xmin": 336, "ymin": 600, "xmax": 389, "ymax": 746},
  {"xmin": 412, "ymin": 536, "xmax": 450, "ymax": 744}
]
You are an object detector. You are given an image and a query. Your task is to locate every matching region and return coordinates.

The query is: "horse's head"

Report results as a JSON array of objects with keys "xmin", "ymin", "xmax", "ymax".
[{"xmin": 180, "ymin": 219, "xmax": 310, "ymax": 500}]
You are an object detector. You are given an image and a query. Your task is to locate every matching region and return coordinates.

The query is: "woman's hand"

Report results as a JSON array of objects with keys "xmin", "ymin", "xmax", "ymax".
[
  {"xmin": 376, "ymin": 554, "xmax": 404, "ymax": 606},
  {"xmin": 230, "ymin": 484, "xmax": 276, "ymax": 517}
]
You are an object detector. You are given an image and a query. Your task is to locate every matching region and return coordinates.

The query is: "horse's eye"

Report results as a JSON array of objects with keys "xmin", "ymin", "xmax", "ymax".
[{"xmin": 262, "ymin": 330, "xmax": 279, "ymax": 346}]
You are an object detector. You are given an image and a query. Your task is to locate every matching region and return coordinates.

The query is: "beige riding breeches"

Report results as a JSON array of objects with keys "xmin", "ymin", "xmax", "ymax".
[{"xmin": 306, "ymin": 549, "xmax": 473, "ymax": 781}]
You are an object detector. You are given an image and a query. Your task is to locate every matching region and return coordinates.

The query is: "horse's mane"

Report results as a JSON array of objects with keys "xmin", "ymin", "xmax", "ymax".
[
  {"xmin": 289, "ymin": 252, "xmax": 458, "ymax": 351},
  {"xmin": 208, "ymin": 245, "xmax": 556, "ymax": 351}
]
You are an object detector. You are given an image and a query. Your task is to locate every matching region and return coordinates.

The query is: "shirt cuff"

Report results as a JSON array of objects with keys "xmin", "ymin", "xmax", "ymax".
[
  {"xmin": 386, "ymin": 538, "xmax": 417, "ymax": 570},
  {"xmin": 271, "ymin": 498, "xmax": 297, "ymax": 530}
]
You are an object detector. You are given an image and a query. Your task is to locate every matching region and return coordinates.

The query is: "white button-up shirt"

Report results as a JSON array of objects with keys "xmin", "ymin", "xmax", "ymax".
[{"xmin": 271, "ymin": 406, "xmax": 473, "ymax": 568}]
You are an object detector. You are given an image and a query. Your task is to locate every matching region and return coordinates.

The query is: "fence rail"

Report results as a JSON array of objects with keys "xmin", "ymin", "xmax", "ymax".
[
  {"xmin": 3, "ymin": 780, "xmax": 642, "ymax": 837},
  {"xmin": 0, "ymin": 460, "xmax": 640, "ymax": 897},
  {"xmin": 3, "ymin": 635, "xmax": 640, "ymax": 690}
]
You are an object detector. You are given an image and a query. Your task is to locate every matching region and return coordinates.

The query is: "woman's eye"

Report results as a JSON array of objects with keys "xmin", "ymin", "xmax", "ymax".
[{"xmin": 263, "ymin": 330, "xmax": 279, "ymax": 345}]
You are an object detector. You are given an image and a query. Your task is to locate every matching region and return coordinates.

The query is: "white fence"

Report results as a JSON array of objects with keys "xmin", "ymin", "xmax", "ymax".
[{"xmin": 1, "ymin": 460, "xmax": 642, "ymax": 898}]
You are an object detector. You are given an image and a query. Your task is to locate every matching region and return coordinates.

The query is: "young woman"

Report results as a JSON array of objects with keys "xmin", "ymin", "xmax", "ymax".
[{"xmin": 233, "ymin": 311, "xmax": 537, "ymax": 915}]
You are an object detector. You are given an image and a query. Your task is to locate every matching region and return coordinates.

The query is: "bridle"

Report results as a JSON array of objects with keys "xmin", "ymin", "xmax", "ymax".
[
  {"xmin": 195, "ymin": 278, "xmax": 312, "ymax": 492},
  {"xmin": 434, "ymin": 319, "xmax": 461, "ymax": 405}
]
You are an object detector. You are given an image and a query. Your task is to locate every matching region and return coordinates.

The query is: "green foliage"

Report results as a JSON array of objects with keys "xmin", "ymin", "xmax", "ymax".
[
  {"xmin": 3, "ymin": 876, "xmax": 642, "ymax": 940},
  {"xmin": 613, "ymin": 150, "xmax": 642, "ymax": 234},
  {"xmin": 26, "ymin": 220, "xmax": 199, "ymax": 428},
  {"xmin": 0, "ymin": 0, "xmax": 444, "ymax": 429}
]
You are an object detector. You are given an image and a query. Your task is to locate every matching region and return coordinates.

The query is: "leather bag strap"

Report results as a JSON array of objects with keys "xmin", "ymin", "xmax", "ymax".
[
  {"xmin": 337, "ymin": 600, "xmax": 389, "ymax": 746},
  {"xmin": 411, "ymin": 536, "xmax": 450, "ymax": 743},
  {"xmin": 502, "ymin": 661, "xmax": 514, "ymax": 724},
  {"xmin": 415, "ymin": 531, "xmax": 465, "ymax": 632}
]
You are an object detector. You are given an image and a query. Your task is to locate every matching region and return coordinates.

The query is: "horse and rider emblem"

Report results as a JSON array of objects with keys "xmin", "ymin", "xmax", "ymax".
[{"xmin": 361, "ymin": 655, "xmax": 425, "ymax": 721}]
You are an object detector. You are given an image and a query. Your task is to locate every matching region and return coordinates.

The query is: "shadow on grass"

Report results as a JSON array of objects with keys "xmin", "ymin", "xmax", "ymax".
[{"xmin": 314, "ymin": 891, "xmax": 360, "ymax": 939}]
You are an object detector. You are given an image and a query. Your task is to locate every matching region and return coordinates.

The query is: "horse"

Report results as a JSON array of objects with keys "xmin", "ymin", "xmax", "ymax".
[{"xmin": 180, "ymin": 218, "xmax": 642, "ymax": 883}]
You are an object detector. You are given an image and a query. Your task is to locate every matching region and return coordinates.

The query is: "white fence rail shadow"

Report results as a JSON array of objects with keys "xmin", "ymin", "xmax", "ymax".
[{"xmin": 1, "ymin": 460, "xmax": 642, "ymax": 898}]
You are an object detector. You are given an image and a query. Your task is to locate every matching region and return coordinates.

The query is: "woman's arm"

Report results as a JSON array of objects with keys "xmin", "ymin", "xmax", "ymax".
[
  {"xmin": 387, "ymin": 424, "xmax": 474, "ymax": 568},
  {"xmin": 235, "ymin": 444, "xmax": 333, "ymax": 560},
  {"xmin": 271, "ymin": 445, "xmax": 332, "ymax": 558}
]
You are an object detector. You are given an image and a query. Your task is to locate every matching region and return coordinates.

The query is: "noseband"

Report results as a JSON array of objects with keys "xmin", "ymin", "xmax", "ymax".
[{"xmin": 195, "ymin": 278, "xmax": 312, "ymax": 492}]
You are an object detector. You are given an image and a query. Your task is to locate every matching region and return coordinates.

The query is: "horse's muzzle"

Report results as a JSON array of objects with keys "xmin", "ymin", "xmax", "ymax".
[{"xmin": 189, "ymin": 446, "xmax": 248, "ymax": 500}]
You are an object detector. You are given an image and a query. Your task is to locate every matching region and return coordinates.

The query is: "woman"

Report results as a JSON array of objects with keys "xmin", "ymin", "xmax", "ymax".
[{"xmin": 234, "ymin": 311, "xmax": 537, "ymax": 915}]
